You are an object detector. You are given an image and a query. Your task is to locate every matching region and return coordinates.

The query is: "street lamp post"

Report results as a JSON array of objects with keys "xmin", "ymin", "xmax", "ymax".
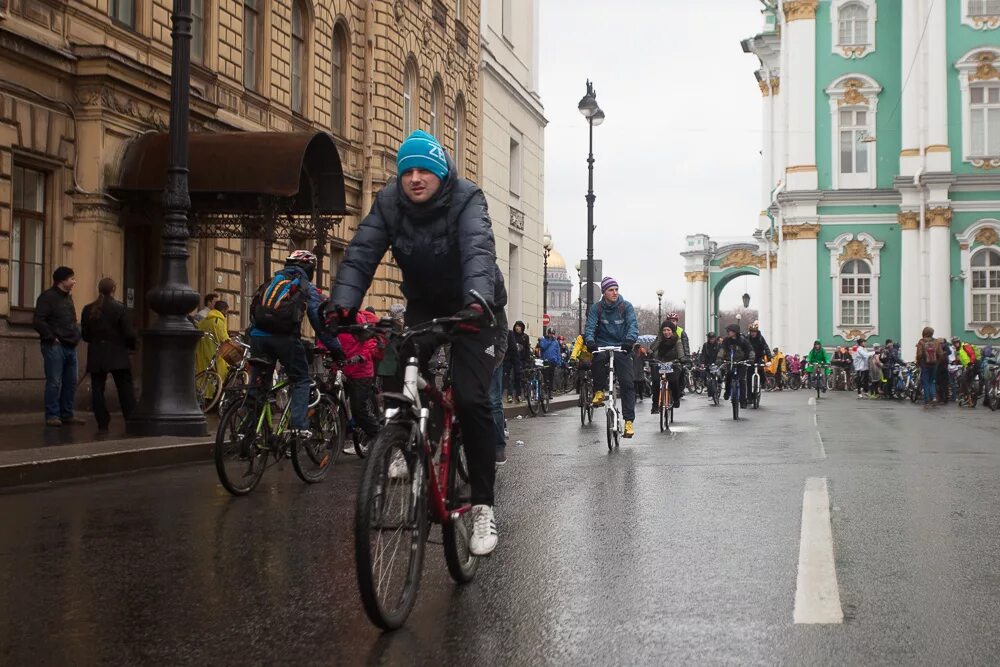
[
  {"xmin": 542, "ymin": 233, "xmax": 552, "ymax": 328},
  {"xmin": 656, "ymin": 288, "xmax": 664, "ymax": 325},
  {"xmin": 575, "ymin": 260, "xmax": 583, "ymax": 335},
  {"xmin": 127, "ymin": 0, "xmax": 207, "ymax": 437},
  {"xmin": 578, "ymin": 80, "xmax": 604, "ymax": 316}
]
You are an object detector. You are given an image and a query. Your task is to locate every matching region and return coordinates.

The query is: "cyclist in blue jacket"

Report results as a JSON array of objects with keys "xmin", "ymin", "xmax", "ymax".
[{"xmin": 584, "ymin": 276, "xmax": 639, "ymax": 438}]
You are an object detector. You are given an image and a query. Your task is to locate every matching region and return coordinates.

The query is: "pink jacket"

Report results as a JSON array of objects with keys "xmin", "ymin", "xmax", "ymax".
[{"xmin": 337, "ymin": 311, "xmax": 378, "ymax": 379}]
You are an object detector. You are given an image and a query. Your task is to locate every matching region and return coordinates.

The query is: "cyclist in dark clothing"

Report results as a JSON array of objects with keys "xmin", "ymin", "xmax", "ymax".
[
  {"xmin": 745, "ymin": 321, "xmax": 771, "ymax": 399},
  {"xmin": 699, "ymin": 332, "xmax": 721, "ymax": 367},
  {"xmin": 718, "ymin": 323, "xmax": 753, "ymax": 409},
  {"xmin": 328, "ymin": 130, "xmax": 507, "ymax": 557},
  {"xmin": 649, "ymin": 321, "xmax": 683, "ymax": 413}
]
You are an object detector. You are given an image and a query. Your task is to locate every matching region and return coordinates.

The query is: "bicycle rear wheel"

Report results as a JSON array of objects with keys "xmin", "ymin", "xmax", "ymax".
[
  {"xmin": 540, "ymin": 381, "xmax": 549, "ymax": 414},
  {"xmin": 442, "ymin": 427, "xmax": 479, "ymax": 584},
  {"xmin": 195, "ymin": 369, "xmax": 223, "ymax": 413},
  {"xmin": 292, "ymin": 395, "xmax": 342, "ymax": 483},
  {"xmin": 659, "ymin": 383, "xmax": 669, "ymax": 433},
  {"xmin": 355, "ymin": 424, "xmax": 428, "ymax": 630},
  {"xmin": 214, "ymin": 398, "xmax": 268, "ymax": 496}
]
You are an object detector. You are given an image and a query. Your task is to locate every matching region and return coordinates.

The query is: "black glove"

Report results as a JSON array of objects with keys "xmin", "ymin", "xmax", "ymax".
[
  {"xmin": 322, "ymin": 303, "xmax": 356, "ymax": 330},
  {"xmin": 347, "ymin": 355, "xmax": 365, "ymax": 365},
  {"xmin": 454, "ymin": 303, "xmax": 486, "ymax": 333},
  {"xmin": 621, "ymin": 345, "xmax": 632, "ymax": 354},
  {"xmin": 585, "ymin": 340, "xmax": 597, "ymax": 353}
]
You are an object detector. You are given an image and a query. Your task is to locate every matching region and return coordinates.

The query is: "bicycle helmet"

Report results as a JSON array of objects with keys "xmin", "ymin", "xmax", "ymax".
[
  {"xmin": 707, "ymin": 331, "xmax": 717, "ymax": 339},
  {"xmin": 286, "ymin": 249, "xmax": 317, "ymax": 278},
  {"xmin": 666, "ymin": 311, "xmax": 679, "ymax": 320},
  {"xmin": 748, "ymin": 320, "xmax": 760, "ymax": 331}
]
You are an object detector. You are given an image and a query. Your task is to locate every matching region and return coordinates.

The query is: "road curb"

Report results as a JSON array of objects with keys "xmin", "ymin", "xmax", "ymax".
[{"xmin": 0, "ymin": 393, "xmax": 582, "ymax": 489}]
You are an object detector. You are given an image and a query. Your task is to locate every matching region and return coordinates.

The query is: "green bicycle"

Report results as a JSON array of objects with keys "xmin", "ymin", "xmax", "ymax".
[{"xmin": 214, "ymin": 368, "xmax": 344, "ymax": 495}]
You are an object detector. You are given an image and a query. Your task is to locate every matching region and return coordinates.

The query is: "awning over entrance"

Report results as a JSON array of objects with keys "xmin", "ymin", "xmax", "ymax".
[{"xmin": 112, "ymin": 131, "xmax": 347, "ymax": 242}]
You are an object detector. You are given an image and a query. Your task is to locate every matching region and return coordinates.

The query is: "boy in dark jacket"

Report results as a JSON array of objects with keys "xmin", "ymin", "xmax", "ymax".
[{"xmin": 718, "ymin": 323, "xmax": 753, "ymax": 408}]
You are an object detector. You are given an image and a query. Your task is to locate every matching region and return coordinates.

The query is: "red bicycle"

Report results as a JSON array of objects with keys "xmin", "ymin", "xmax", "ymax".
[{"xmin": 338, "ymin": 292, "xmax": 495, "ymax": 630}]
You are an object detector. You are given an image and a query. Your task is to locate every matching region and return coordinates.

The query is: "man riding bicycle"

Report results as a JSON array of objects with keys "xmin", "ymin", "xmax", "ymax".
[
  {"xmin": 327, "ymin": 130, "xmax": 507, "ymax": 557},
  {"xmin": 665, "ymin": 312, "xmax": 691, "ymax": 396},
  {"xmin": 585, "ymin": 276, "xmax": 639, "ymax": 438},
  {"xmin": 718, "ymin": 323, "xmax": 752, "ymax": 408},
  {"xmin": 247, "ymin": 250, "xmax": 343, "ymax": 439},
  {"xmin": 649, "ymin": 320, "xmax": 683, "ymax": 414},
  {"xmin": 699, "ymin": 332, "xmax": 722, "ymax": 400}
]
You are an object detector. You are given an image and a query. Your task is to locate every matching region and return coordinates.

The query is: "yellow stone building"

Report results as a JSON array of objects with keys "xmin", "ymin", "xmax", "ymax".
[{"xmin": 0, "ymin": 0, "xmax": 481, "ymax": 409}]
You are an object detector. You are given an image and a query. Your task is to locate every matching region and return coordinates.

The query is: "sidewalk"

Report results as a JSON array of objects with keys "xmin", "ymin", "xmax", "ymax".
[{"xmin": 0, "ymin": 394, "xmax": 580, "ymax": 489}]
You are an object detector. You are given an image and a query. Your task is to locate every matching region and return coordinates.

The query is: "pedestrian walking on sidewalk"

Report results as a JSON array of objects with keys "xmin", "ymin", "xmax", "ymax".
[
  {"xmin": 33, "ymin": 266, "xmax": 84, "ymax": 427},
  {"xmin": 81, "ymin": 278, "xmax": 137, "ymax": 432}
]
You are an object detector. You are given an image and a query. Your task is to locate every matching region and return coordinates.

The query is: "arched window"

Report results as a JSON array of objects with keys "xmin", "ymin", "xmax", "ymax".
[
  {"xmin": 331, "ymin": 22, "xmax": 349, "ymax": 134},
  {"xmin": 825, "ymin": 75, "xmax": 882, "ymax": 189},
  {"xmin": 971, "ymin": 248, "xmax": 1000, "ymax": 323},
  {"xmin": 454, "ymin": 93, "xmax": 466, "ymax": 177},
  {"xmin": 430, "ymin": 78, "xmax": 444, "ymax": 139},
  {"xmin": 957, "ymin": 49, "xmax": 1000, "ymax": 168},
  {"xmin": 403, "ymin": 58, "xmax": 418, "ymax": 137},
  {"xmin": 838, "ymin": 3, "xmax": 868, "ymax": 46},
  {"xmin": 840, "ymin": 259, "xmax": 872, "ymax": 327},
  {"xmin": 291, "ymin": 1, "xmax": 309, "ymax": 114}
]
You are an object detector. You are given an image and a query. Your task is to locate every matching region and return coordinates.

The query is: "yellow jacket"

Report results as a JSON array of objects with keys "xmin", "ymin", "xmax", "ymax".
[
  {"xmin": 767, "ymin": 351, "xmax": 786, "ymax": 375},
  {"xmin": 195, "ymin": 309, "xmax": 230, "ymax": 381},
  {"xmin": 570, "ymin": 335, "xmax": 593, "ymax": 363}
]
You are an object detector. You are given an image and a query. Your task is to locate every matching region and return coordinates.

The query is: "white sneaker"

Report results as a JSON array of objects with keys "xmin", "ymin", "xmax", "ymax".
[
  {"xmin": 342, "ymin": 443, "xmax": 355, "ymax": 455},
  {"xmin": 388, "ymin": 450, "xmax": 409, "ymax": 480},
  {"xmin": 469, "ymin": 505, "xmax": 498, "ymax": 556}
]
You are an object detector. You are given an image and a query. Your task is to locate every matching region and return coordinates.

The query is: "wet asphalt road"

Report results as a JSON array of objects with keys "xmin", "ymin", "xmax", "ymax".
[{"xmin": 3, "ymin": 390, "xmax": 1000, "ymax": 665}]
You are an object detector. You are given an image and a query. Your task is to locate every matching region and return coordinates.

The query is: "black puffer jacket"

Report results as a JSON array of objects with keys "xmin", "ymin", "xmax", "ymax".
[{"xmin": 331, "ymin": 155, "xmax": 507, "ymax": 317}]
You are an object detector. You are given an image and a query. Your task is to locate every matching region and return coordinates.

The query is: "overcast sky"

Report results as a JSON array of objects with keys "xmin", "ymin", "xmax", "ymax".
[{"xmin": 539, "ymin": 0, "xmax": 764, "ymax": 310}]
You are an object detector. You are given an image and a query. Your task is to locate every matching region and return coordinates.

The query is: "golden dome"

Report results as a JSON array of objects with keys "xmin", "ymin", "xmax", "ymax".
[{"xmin": 547, "ymin": 248, "xmax": 566, "ymax": 269}]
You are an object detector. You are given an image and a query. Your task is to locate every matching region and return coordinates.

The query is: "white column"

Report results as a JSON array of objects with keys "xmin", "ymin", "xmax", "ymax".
[
  {"xmin": 686, "ymin": 275, "xmax": 707, "ymax": 351},
  {"xmin": 759, "ymin": 266, "xmax": 772, "ymax": 345},
  {"xmin": 783, "ymin": 225, "xmax": 819, "ymax": 354},
  {"xmin": 782, "ymin": 2, "xmax": 818, "ymax": 191},
  {"xmin": 761, "ymin": 78, "xmax": 774, "ymax": 208},
  {"xmin": 899, "ymin": 0, "xmax": 921, "ymax": 176},
  {"xmin": 925, "ymin": 0, "xmax": 950, "ymax": 171},
  {"xmin": 899, "ymin": 214, "xmax": 921, "ymax": 351},
  {"xmin": 928, "ymin": 209, "xmax": 952, "ymax": 337}
]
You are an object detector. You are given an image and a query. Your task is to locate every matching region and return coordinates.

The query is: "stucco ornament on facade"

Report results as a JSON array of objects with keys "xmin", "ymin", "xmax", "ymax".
[
  {"xmin": 783, "ymin": 1, "xmax": 818, "ymax": 22},
  {"xmin": 838, "ymin": 79, "xmax": 869, "ymax": 106},
  {"xmin": 898, "ymin": 211, "xmax": 920, "ymax": 230},
  {"xmin": 970, "ymin": 52, "xmax": 999, "ymax": 82},
  {"xmin": 838, "ymin": 239, "xmax": 872, "ymax": 263},
  {"xmin": 719, "ymin": 248, "xmax": 766, "ymax": 270},
  {"xmin": 975, "ymin": 227, "xmax": 999, "ymax": 247}
]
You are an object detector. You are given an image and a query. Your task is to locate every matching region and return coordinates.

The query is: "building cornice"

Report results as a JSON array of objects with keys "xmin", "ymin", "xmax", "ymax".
[{"xmin": 480, "ymin": 46, "xmax": 547, "ymax": 127}]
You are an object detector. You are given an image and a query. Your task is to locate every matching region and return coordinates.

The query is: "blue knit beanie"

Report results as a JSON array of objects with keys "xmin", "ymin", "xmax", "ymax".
[{"xmin": 397, "ymin": 130, "xmax": 449, "ymax": 180}]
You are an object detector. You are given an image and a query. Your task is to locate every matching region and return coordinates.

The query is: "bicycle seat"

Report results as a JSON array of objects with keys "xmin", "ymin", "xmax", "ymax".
[{"xmin": 248, "ymin": 356, "xmax": 275, "ymax": 367}]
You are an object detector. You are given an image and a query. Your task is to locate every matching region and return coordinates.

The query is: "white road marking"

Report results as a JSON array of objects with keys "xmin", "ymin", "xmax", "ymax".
[
  {"xmin": 794, "ymin": 477, "xmax": 844, "ymax": 625},
  {"xmin": 813, "ymin": 432, "xmax": 826, "ymax": 460},
  {"xmin": 807, "ymin": 397, "xmax": 816, "ymax": 406},
  {"xmin": 813, "ymin": 413, "xmax": 818, "ymax": 427}
]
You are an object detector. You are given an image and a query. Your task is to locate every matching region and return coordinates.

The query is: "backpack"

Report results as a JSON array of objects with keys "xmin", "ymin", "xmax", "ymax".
[
  {"xmin": 964, "ymin": 343, "xmax": 977, "ymax": 364},
  {"xmin": 250, "ymin": 270, "xmax": 309, "ymax": 335},
  {"xmin": 923, "ymin": 340, "xmax": 938, "ymax": 366}
]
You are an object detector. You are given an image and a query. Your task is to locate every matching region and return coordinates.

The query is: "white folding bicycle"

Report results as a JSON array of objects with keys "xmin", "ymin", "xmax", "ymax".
[{"xmin": 595, "ymin": 347, "xmax": 624, "ymax": 451}]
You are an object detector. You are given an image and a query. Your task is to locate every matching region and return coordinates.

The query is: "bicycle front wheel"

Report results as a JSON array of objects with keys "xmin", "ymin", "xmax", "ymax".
[
  {"xmin": 195, "ymin": 369, "xmax": 223, "ymax": 413},
  {"xmin": 606, "ymin": 409, "xmax": 614, "ymax": 451},
  {"xmin": 355, "ymin": 424, "xmax": 428, "ymax": 630},
  {"xmin": 292, "ymin": 395, "xmax": 342, "ymax": 483},
  {"xmin": 442, "ymin": 427, "xmax": 479, "ymax": 584},
  {"xmin": 214, "ymin": 398, "xmax": 268, "ymax": 496},
  {"xmin": 526, "ymin": 377, "xmax": 539, "ymax": 416}
]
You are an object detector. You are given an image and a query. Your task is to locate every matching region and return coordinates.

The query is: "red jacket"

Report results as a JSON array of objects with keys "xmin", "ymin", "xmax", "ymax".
[{"xmin": 337, "ymin": 311, "xmax": 378, "ymax": 379}]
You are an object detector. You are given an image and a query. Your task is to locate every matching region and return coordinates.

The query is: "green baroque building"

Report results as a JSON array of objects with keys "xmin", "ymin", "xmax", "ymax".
[{"xmin": 683, "ymin": 0, "xmax": 1000, "ymax": 356}]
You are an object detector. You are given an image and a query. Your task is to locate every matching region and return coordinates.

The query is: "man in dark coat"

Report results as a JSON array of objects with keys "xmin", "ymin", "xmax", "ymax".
[
  {"xmin": 718, "ymin": 323, "xmax": 753, "ymax": 409},
  {"xmin": 504, "ymin": 320, "xmax": 530, "ymax": 402},
  {"xmin": 33, "ymin": 266, "xmax": 83, "ymax": 426},
  {"xmin": 81, "ymin": 278, "xmax": 137, "ymax": 432},
  {"xmin": 328, "ymin": 130, "xmax": 508, "ymax": 557}
]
